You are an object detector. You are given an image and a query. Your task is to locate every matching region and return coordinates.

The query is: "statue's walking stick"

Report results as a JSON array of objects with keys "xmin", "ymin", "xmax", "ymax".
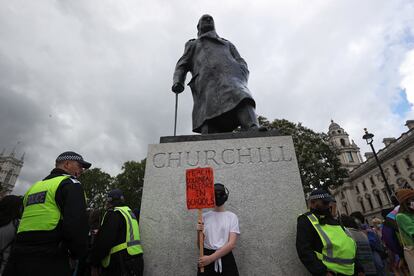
[{"xmin": 174, "ymin": 93, "xmax": 178, "ymax": 136}]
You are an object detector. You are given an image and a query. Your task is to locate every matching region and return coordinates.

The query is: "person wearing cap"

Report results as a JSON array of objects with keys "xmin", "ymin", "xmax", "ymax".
[
  {"xmin": 196, "ymin": 183, "xmax": 240, "ymax": 276},
  {"xmin": 296, "ymin": 189, "xmax": 360, "ymax": 276},
  {"xmin": 395, "ymin": 188, "xmax": 414, "ymax": 274},
  {"xmin": 89, "ymin": 189, "xmax": 143, "ymax": 276},
  {"xmin": 3, "ymin": 151, "xmax": 91, "ymax": 276}
]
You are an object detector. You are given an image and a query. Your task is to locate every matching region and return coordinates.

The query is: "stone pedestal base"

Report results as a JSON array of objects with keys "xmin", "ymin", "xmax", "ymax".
[{"xmin": 140, "ymin": 132, "xmax": 309, "ymax": 275}]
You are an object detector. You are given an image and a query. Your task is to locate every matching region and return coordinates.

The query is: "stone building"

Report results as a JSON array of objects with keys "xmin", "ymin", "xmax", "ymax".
[
  {"xmin": 0, "ymin": 148, "xmax": 24, "ymax": 198},
  {"xmin": 330, "ymin": 120, "xmax": 414, "ymax": 222}
]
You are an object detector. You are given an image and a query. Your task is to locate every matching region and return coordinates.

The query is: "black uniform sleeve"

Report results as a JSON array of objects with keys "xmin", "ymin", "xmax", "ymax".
[
  {"xmin": 89, "ymin": 211, "xmax": 123, "ymax": 266},
  {"xmin": 56, "ymin": 179, "xmax": 89, "ymax": 258},
  {"xmin": 296, "ymin": 214, "xmax": 327, "ymax": 276}
]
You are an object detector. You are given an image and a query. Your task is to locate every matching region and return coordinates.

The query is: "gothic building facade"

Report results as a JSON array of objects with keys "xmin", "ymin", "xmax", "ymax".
[
  {"xmin": 0, "ymin": 148, "xmax": 24, "ymax": 198},
  {"xmin": 330, "ymin": 120, "xmax": 414, "ymax": 222}
]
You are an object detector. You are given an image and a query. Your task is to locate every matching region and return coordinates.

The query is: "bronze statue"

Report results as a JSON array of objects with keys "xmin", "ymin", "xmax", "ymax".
[{"xmin": 172, "ymin": 14, "xmax": 263, "ymax": 134}]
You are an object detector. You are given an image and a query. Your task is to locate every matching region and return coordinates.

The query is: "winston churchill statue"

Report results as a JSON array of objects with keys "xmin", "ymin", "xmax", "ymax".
[{"xmin": 172, "ymin": 14, "xmax": 263, "ymax": 134}]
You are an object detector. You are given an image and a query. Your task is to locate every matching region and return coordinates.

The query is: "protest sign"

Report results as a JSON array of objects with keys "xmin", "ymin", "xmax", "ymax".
[
  {"xmin": 186, "ymin": 167, "xmax": 215, "ymax": 209},
  {"xmin": 186, "ymin": 167, "xmax": 215, "ymax": 272}
]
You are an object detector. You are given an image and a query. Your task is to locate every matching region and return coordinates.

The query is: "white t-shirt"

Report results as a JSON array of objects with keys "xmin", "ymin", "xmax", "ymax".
[{"xmin": 203, "ymin": 210, "xmax": 240, "ymax": 250}]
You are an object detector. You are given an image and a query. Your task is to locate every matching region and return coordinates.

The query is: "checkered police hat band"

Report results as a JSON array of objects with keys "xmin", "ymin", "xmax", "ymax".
[
  {"xmin": 308, "ymin": 193, "xmax": 331, "ymax": 200},
  {"xmin": 56, "ymin": 155, "xmax": 83, "ymax": 162}
]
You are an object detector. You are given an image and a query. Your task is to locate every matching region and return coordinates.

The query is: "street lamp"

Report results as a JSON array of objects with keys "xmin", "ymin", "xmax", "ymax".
[{"xmin": 362, "ymin": 128, "xmax": 393, "ymax": 198}]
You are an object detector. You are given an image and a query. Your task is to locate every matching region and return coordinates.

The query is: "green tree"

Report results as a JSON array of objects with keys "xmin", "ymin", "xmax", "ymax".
[
  {"xmin": 79, "ymin": 168, "xmax": 113, "ymax": 210},
  {"xmin": 259, "ymin": 116, "xmax": 348, "ymax": 193},
  {"xmin": 113, "ymin": 159, "xmax": 146, "ymax": 210}
]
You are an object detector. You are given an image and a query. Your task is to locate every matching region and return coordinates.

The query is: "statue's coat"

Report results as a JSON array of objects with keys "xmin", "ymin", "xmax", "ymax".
[{"xmin": 173, "ymin": 30, "xmax": 255, "ymax": 133}]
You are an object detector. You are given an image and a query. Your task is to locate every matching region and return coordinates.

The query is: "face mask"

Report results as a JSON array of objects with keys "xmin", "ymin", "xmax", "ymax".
[
  {"xmin": 311, "ymin": 207, "xmax": 331, "ymax": 217},
  {"xmin": 215, "ymin": 193, "xmax": 227, "ymax": 206}
]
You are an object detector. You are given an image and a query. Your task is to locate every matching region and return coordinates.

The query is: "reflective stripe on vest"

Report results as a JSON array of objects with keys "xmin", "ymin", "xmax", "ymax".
[
  {"xmin": 102, "ymin": 206, "xmax": 143, "ymax": 267},
  {"xmin": 18, "ymin": 175, "xmax": 70, "ymax": 233},
  {"xmin": 306, "ymin": 213, "xmax": 356, "ymax": 275}
]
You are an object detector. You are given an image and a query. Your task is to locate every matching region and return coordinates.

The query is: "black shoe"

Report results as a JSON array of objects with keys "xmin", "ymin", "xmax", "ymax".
[{"xmin": 247, "ymin": 125, "xmax": 268, "ymax": 132}]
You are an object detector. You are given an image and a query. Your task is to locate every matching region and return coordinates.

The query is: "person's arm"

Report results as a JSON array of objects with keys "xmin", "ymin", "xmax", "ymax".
[
  {"xmin": 172, "ymin": 39, "xmax": 195, "ymax": 92},
  {"xmin": 367, "ymin": 231, "xmax": 384, "ymax": 253},
  {"xmin": 199, "ymin": 232, "xmax": 237, "ymax": 267},
  {"xmin": 58, "ymin": 179, "xmax": 89, "ymax": 258},
  {"xmin": 397, "ymin": 213, "xmax": 414, "ymax": 239},
  {"xmin": 296, "ymin": 215, "xmax": 328, "ymax": 276},
  {"xmin": 89, "ymin": 211, "xmax": 122, "ymax": 266},
  {"xmin": 228, "ymin": 42, "xmax": 248, "ymax": 71}
]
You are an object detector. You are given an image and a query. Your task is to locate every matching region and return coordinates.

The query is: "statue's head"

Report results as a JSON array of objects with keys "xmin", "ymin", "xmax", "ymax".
[{"xmin": 197, "ymin": 14, "xmax": 215, "ymax": 36}]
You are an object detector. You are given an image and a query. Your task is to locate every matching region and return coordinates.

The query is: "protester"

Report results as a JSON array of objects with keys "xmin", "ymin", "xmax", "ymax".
[
  {"xmin": 197, "ymin": 183, "xmax": 240, "ymax": 276},
  {"xmin": 362, "ymin": 224, "xmax": 387, "ymax": 276},
  {"xmin": 0, "ymin": 195, "xmax": 23, "ymax": 274},
  {"xmin": 350, "ymin": 212, "xmax": 366, "ymax": 227},
  {"xmin": 372, "ymin": 218, "xmax": 383, "ymax": 239},
  {"xmin": 3, "ymin": 151, "xmax": 91, "ymax": 276},
  {"xmin": 382, "ymin": 205, "xmax": 409, "ymax": 276},
  {"xmin": 89, "ymin": 189, "xmax": 143, "ymax": 276},
  {"xmin": 340, "ymin": 215, "xmax": 376, "ymax": 275},
  {"xmin": 395, "ymin": 188, "xmax": 414, "ymax": 274},
  {"xmin": 349, "ymin": 210, "xmax": 387, "ymax": 274},
  {"xmin": 329, "ymin": 199, "xmax": 338, "ymax": 219},
  {"xmin": 88, "ymin": 209, "xmax": 103, "ymax": 246},
  {"xmin": 296, "ymin": 189, "xmax": 361, "ymax": 276}
]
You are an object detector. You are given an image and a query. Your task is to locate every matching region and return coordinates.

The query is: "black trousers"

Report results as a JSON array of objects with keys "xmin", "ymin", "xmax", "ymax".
[
  {"xmin": 102, "ymin": 253, "xmax": 144, "ymax": 276},
  {"xmin": 197, "ymin": 248, "xmax": 239, "ymax": 276},
  {"xmin": 3, "ymin": 252, "xmax": 71, "ymax": 276}
]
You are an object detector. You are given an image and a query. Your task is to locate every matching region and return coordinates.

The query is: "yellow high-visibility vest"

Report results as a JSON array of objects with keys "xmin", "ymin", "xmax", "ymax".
[
  {"xmin": 102, "ymin": 206, "xmax": 143, "ymax": 267},
  {"xmin": 18, "ymin": 175, "xmax": 69, "ymax": 233},
  {"xmin": 306, "ymin": 213, "xmax": 356, "ymax": 275}
]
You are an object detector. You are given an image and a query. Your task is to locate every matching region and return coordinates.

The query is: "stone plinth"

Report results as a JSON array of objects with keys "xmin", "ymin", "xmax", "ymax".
[{"xmin": 140, "ymin": 133, "xmax": 309, "ymax": 275}]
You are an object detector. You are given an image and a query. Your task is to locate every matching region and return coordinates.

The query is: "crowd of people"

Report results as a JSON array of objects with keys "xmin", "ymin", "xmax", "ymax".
[
  {"xmin": 0, "ymin": 151, "xmax": 144, "ymax": 276},
  {"xmin": 0, "ymin": 151, "xmax": 240, "ymax": 276},
  {"xmin": 4, "ymin": 150, "xmax": 414, "ymax": 276},
  {"xmin": 297, "ymin": 188, "xmax": 414, "ymax": 276}
]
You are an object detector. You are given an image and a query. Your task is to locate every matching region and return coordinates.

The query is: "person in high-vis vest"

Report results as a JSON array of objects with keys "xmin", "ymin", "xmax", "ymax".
[
  {"xmin": 3, "ymin": 151, "xmax": 91, "ymax": 276},
  {"xmin": 89, "ymin": 189, "xmax": 143, "ymax": 276},
  {"xmin": 296, "ymin": 189, "xmax": 364, "ymax": 276}
]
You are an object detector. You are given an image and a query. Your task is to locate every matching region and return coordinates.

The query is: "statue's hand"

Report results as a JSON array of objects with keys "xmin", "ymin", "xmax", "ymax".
[{"xmin": 172, "ymin": 83, "xmax": 184, "ymax": 93}]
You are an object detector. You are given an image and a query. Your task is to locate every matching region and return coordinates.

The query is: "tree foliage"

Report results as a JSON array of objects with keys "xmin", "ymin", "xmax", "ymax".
[
  {"xmin": 80, "ymin": 159, "xmax": 146, "ymax": 210},
  {"xmin": 259, "ymin": 116, "xmax": 348, "ymax": 192},
  {"xmin": 79, "ymin": 168, "xmax": 113, "ymax": 210},
  {"xmin": 112, "ymin": 159, "xmax": 146, "ymax": 210}
]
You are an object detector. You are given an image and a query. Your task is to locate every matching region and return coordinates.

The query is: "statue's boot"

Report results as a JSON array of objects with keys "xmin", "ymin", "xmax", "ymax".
[{"xmin": 237, "ymin": 103, "xmax": 267, "ymax": 131}]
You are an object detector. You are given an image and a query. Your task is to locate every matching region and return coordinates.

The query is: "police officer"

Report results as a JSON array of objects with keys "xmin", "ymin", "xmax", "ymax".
[
  {"xmin": 90, "ymin": 189, "xmax": 143, "ymax": 276},
  {"xmin": 296, "ymin": 189, "xmax": 363, "ymax": 276},
  {"xmin": 4, "ymin": 151, "xmax": 91, "ymax": 276}
]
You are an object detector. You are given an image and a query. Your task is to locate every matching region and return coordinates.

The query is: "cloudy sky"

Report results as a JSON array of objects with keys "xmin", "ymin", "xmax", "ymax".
[{"xmin": 2, "ymin": 0, "xmax": 414, "ymax": 194}]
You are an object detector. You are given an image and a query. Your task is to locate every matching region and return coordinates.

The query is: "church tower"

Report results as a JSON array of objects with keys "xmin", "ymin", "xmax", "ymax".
[
  {"xmin": 0, "ymin": 148, "xmax": 24, "ymax": 198},
  {"xmin": 328, "ymin": 120, "xmax": 362, "ymax": 172}
]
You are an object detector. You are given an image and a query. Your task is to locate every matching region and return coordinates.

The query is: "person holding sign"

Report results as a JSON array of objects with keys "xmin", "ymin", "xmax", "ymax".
[{"xmin": 197, "ymin": 183, "xmax": 240, "ymax": 276}]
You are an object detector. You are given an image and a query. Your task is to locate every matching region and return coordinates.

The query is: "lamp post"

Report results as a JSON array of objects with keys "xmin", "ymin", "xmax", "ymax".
[{"xmin": 362, "ymin": 128, "xmax": 393, "ymax": 197}]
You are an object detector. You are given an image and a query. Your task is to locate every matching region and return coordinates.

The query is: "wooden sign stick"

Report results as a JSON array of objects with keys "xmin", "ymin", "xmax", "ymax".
[{"xmin": 198, "ymin": 208, "xmax": 204, "ymax": 273}]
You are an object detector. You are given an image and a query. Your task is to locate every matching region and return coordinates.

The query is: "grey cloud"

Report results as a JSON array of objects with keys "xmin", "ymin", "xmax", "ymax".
[{"xmin": 1, "ymin": 0, "xmax": 413, "ymax": 194}]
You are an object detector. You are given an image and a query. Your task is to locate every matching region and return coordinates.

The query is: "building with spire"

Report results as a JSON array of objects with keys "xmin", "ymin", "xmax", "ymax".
[
  {"xmin": 329, "ymin": 120, "xmax": 414, "ymax": 222},
  {"xmin": 0, "ymin": 148, "xmax": 24, "ymax": 198},
  {"xmin": 327, "ymin": 120, "xmax": 363, "ymax": 172}
]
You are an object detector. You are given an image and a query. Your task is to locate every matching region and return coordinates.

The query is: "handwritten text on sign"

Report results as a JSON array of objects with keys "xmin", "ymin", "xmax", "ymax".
[{"xmin": 186, "ymin": 167, "xmax": 215, "ymax": 209}]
